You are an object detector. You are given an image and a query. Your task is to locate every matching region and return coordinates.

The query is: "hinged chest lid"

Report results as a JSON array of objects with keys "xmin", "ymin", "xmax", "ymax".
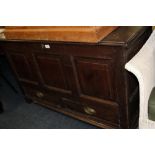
[{"xmin": 4, "ymin": 26, "xmax": 118, "ymax": 43}]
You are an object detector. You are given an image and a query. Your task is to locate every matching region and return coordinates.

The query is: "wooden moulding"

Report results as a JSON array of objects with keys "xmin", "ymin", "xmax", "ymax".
[{"xmin": 4, "ymin": 26, "xmax": 118, "ymax": 43}]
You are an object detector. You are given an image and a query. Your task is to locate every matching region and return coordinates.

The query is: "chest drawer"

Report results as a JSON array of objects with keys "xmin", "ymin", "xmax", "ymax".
[
  {"xmin": 82, "ymin": 100, "xmax": 119, "ymax": 125},
  {"xmin": 61, "ymin": 97, "xmax": 119, "ymax": 125},
  {"xmin": 23, "ymin": 87, "xmax": 63, "ymax": 108}
]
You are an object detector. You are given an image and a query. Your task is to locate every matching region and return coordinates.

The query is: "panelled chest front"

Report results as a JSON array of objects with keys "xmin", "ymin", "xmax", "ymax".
[{"xmin": 0, "ymin": 26, "xmax": 152, "ymax": 128}]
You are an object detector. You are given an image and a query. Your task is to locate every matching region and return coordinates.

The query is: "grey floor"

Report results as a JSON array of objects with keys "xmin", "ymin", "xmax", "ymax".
[{"xmin": 0, "ymin": 56, "xmax": 98, "ymax": 129}]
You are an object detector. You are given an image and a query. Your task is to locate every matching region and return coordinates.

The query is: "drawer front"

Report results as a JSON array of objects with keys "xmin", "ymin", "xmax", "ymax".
[
  {"xmin": 23, "ymin": 87, "xmax": 63, "ymax": 108},
  {"xmin": 61, "ymin": 97, "xmax": 84, "ymax": 112},
  {"xmin": 61, "ymin": 97, "xmax": 119, "ymax": 125},
  {"xmin": 81, "ymin": 100, "xmax": 119, "ymax": 125}
]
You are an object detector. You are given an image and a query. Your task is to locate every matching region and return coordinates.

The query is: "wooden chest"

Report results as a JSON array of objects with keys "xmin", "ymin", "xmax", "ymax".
[{"xmin": 0, "ymin": 26, "xmax": 152, "ymax": 128}]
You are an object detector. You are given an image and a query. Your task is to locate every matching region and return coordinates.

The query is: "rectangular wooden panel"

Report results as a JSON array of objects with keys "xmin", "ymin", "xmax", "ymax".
[
  {"xmin": 74, "ymin": 57, "xmax": 115, "ymax": 101},
  {"xmin": 34, "ymin": 53, "xmax": 73, "ymax": 94},
  {"xmin": 7, "ymin": 53, "xmax": 38, "ymax": 84}
]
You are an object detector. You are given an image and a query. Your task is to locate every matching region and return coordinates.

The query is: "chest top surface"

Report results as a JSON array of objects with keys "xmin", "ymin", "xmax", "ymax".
[
  {"xmin": 101, "ymin": 26, "xmax": 149, "ymax": 46},
  {"xmin": 0, "ymin": 26, "xmax": 151, "ymax": 47}
]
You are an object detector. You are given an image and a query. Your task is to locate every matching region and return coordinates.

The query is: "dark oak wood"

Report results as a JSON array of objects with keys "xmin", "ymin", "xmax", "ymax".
[
  {"xmin": 0, "ymin": 45, "xmax": 4, "ymax": 55},
  {"xmin": 0, "ymin": 26, "xmax": 152, "ymax": 128},
  {"xmin": 0, "ymin": 101, "xmax": 3, "ymax": 113}
]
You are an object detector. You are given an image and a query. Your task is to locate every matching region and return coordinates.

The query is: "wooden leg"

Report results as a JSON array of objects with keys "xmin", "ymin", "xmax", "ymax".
[{"xmin": 0, "ymin": 101, "xmax": 3, "ymax": 113}]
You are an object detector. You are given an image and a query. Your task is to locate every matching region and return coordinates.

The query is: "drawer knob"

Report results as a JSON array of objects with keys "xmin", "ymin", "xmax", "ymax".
[
  {"xmin": 36, "ymin": 92, "xmax": 44, "ymax": 98},
  {"xmin": 84, "ymin": 106, "xmax": 96, "ymax": 115}
]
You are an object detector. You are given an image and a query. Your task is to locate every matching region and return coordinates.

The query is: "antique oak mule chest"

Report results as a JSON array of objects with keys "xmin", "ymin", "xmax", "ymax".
[{"xmin": 0, "ymin": 27, "xmax": 152, "ymax": 128}]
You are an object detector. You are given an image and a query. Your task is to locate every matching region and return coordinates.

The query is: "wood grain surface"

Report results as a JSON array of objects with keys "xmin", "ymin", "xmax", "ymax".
[{"xmin": 4, "ymin": 26, "xmax": 118, "ymax": 43}]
